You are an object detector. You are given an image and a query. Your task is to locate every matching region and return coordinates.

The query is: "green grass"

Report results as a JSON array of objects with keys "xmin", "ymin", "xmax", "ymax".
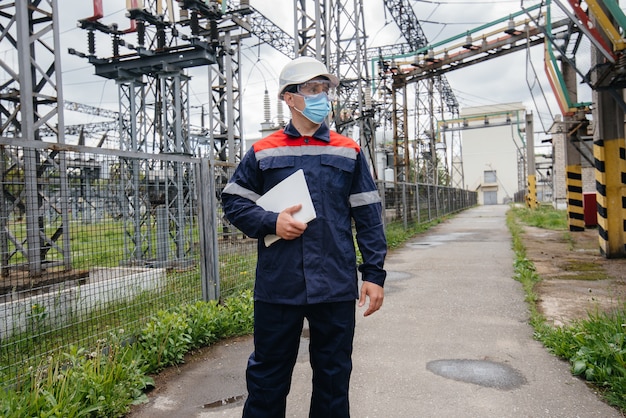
[
  {"xmin": 507, "ymin": 204, "xmax": 626, "ymax": 412},
  {"xmin": 512, "ymin": 205, "xmax": 569, "ymax": 230},
  {"xmin": 0, "ymin": 290, "xmax": 254, "ymax": 418}
]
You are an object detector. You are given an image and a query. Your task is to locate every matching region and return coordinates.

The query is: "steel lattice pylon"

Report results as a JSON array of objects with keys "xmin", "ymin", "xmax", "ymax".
[
  {"xmin": 74, "ymin": 0, "xmax": 222, "ymax": 266},
  {"xmin": 291, "ymin": 0, "xmax": 379, "ymax": 177},
  {"xmin": 328, "ymin": 0, "xmax": 376, "ymax": 172},
  {"xmin": 0, "ymin": 0, "xmax": 71, "ymax": 276},
  {"xmin": 207, "ymin": 30, "xmax": 244, "ymax": 164},
  {"xmin": 383, "ymin": 0, "xmax": 459, "ymax": 187}
]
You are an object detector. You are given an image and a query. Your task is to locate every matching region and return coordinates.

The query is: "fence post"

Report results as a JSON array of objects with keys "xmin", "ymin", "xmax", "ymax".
[
  {"xmin": 402, "ymin": 182, "xmax": 408, "ymax": 230},
  {"xmin": 416, "ymin": 182, "xmax": 421, "ymax": 223},
  {"xmin": 378, "ymin": 181, "xmax": 386, "ymax": 229},
  {"xmin": 198, "ymin": 158, "xmax": 220, "ymax": 301}
]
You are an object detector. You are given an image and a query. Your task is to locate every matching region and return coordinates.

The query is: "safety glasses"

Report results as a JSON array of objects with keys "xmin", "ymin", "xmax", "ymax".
[{"xmin": 297, "ymin": 80, "xmax": 336, "ymax": 100}]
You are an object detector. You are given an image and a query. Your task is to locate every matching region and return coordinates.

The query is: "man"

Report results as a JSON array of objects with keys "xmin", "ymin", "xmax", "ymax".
[{"xmin": 222, "ymin": 56, "xmax": 387, "ymax": 418}]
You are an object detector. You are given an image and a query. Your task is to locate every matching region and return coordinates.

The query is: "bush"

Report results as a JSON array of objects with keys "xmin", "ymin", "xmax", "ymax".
[
  {"xmin": 0, "ymin": 332, "xmax": 152, "ymax": 418},
  {"xmin": 0, "ymin": 291, "xmax": 254, "ymax": 417}
]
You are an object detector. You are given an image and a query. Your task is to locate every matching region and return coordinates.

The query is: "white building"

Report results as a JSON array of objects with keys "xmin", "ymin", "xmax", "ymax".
[{"xmin": 460, "ymin": 103, "xmax": 527, "ymax": 205}]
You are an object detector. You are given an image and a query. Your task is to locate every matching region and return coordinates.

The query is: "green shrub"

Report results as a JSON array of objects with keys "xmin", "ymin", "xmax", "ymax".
[
  {"xmin": 138, "ymin": 310, "xmax": 193, "ymax": 373},
  {"xmin": 0, "ymin": 291, "xmax": 254, "ymax": 417},
  {"xmin": 0, "ymin": 332, "xmax": 152, "ymax": 418},
  {"xmin": 511, "ymin": 205, "xmax": 568, "ymax": 230}
]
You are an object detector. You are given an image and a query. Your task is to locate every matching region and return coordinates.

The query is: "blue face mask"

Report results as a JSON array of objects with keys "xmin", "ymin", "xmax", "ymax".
[{"xmin": 295, "ymin": 92, "xmax": 332, "ymax": 124}]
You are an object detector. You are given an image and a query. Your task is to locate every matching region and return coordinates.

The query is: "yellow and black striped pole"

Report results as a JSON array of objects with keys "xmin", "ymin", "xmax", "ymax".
[
  {"xmin": 565, "ymin": 164, "xmax": 585, "ymax": 231},
  {"xmin": 589, "ymin": 12, "xmax": 626, "ymax": 258},
  {"xmin": 593, "ymin": 138, "xmax": 626, "ymax": 257},
  {"xmin": 526, "ymin": 174, "xmax": 537, "ymax": 209},
  {"xmin": 562, "ymin": 60, "xmax": 584, "ymax": 230}
]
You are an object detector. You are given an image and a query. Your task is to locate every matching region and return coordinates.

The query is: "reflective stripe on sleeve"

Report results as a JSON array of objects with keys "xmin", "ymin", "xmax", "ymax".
[
  {"xmin": 256, "ymin": 145, "xmax": 357, "ymax": 161},
  {"xmin": 222, "ymin": 182, "xmax": 261, "ymax": 202},
  {"xmin": 349, "ymin": 190, "xmax": 381, "ymax": 207}
]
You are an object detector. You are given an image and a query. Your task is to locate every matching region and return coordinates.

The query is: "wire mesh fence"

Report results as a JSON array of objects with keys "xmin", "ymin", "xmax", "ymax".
[
  {"xmin": 0, "ymin": 141, "xmax": 475, "ymax": 388},
  {"xmin": 0, "ymin": 143, "xmax": 205, "ymax": 388},
  {"xmin": 379, "ymin": 180, "xmax": 478, "ymax": 227}
]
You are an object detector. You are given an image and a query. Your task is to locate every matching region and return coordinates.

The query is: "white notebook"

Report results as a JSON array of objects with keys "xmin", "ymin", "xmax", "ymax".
[{"xmin": 256, "ymin": 169, "xmax": 317, "ymax": 247}]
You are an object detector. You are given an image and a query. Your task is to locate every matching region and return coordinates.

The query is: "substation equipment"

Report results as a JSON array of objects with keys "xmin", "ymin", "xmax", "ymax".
[{"xmin": 1, "ymin": 0, "xmax": 625, "ymax": 288}]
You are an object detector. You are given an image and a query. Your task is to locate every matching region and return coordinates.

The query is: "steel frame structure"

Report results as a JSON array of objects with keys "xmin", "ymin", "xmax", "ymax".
[
  {"xmin": 207, "ymin": 29, "xmax": 245, "ymax": 164},
  {"xmin": 290, "ymin": 1, "xmax": 378, "ymax": 176},
  {"xmin": 74, "ymin": 0, "xmax": 223, "ymax": 266},
  {"xmin": 0, "ymin": 0, "xmax": 71, "ymax": 276},
  {"xmin": 383, "ymin": 0, "xmax": 460, "ymax": 187}
]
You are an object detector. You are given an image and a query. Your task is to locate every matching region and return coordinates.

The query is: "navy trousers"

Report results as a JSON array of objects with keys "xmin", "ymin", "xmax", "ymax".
[{"xmin": 242, "ymin": 300, "xmax": 356, "ymax": 418}]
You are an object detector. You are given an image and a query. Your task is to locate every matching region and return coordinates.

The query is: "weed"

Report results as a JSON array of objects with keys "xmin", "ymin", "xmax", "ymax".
[
  {"xmin": 508, "ymin": 205, "xmax": 626, "ymax": 412},
  {"xmin": 0, "ymin": 291, "xmax": 253, "ymax": 417}
]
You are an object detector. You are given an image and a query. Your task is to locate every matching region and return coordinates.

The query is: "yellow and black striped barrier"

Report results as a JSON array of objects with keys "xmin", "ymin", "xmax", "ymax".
[
  {"xmin": 565, "ymin": 164, "xmax": 585, "ymax": 232},
  {"xmin": 593, "ymin": 138, "xmax": 626, "ymax": 257}
]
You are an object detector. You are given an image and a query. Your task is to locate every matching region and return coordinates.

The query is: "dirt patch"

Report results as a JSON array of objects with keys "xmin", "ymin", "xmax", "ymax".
[{"xmin": 521, "ymin": 226, "xmax": 626, "ymax": 326}]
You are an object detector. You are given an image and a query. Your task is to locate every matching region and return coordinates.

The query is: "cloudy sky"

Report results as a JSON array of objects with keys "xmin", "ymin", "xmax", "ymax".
[{"xmin": 56, "ymin": 0, "xmax": 591, "ymax": 144}]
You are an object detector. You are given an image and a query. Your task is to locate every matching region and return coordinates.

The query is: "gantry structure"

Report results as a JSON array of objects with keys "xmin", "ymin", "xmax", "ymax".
[
  {"xmin": 71, "ymin": 0, "xmax": 227, "ymax": 267},
  {"xmin": 385, "ymin": 0, "xmax": 626, "ymax": 257},
  {"xmin": 380, "ymin": 0, "xmax": 460, "ymax": 187},
  {"xmin": 244, "ymin": 0, "xmax": 461, "ymax": 187}
]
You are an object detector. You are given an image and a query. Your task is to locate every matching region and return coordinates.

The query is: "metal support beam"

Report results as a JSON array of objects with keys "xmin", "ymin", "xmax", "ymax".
[{"xmin": 0, "ymin": 0, "xmax": 71, "ymax": 275}]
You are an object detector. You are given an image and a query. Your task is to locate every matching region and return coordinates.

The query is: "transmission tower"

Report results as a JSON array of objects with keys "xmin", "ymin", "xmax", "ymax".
[
  {"xmin": 291, "ymin": 1, "xmax": 379, "ymax": 177},
  {"xmin": 383, "ymin": 0, "xmax": 460, "ymax": 186},
  {"xmin": 73, "ymin": 0, "xmax": 225, "ymax": 266},
  {"xmin": 0, "ymin": 0, "xmax": 71, "ymax": 276}
]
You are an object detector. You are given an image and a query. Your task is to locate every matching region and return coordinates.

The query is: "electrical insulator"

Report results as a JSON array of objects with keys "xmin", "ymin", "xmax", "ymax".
[
  {"xmin": 137, "ymin": 21, "xmax": 146, "ymax": 47},
  {"xmin": 263, "ymin": 89, "xmax": 271, "ymax": 122},
  {"xmin": 364, "ymin": 85, "xmax": 372, "ymax": 108},
  {"xmin": 88, "ymin": 31, "xmax": 96, "ymax": 55},
  {"xmin": 190, "ymin": 12, "xmax": 199, "ymax": 36},
  {"xmin": 113, "ymin": 35, "xmax": 120, "ymax": 57},
  {"xmin": 157, "ymin": 27, "xmax": 166, "ymax": 49},
  {"xmin": 209, "ymin": 20, "xmax": 219, "ymax": 47}
]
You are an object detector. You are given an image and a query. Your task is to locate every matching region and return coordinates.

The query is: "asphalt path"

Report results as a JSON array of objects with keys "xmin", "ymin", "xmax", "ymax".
[{"xmin": 129, "ymin": 205, "xmax": 622, "ymax": 417}]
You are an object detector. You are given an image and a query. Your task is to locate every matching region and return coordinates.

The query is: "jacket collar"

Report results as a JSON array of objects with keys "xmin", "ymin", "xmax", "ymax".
[{"xmin": 284, "ymin": 121, "xmax": 331, "ymax": 143}]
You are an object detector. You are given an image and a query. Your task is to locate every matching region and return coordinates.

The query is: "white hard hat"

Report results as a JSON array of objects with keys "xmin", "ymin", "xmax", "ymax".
[{"xmin": 278, "ymin": 56, "xmax": 340, "ymax": 99}]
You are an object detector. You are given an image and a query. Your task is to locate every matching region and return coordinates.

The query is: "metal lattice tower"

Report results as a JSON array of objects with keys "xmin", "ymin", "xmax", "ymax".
[
  {"xmin": 291, "ymin": 1, "xmax": 378, "ymax": 177},
  {"xmin": 294, "ymin": 0, "xmax": 329, "ymax": 60},
  {"xmin": 0, "ymin": 0, "xmax": 71, "ymax": 276},
  {"xmin": 245, "ymin": 4, "xmax": 429, "ymax": 176},
  {"xmin": 207, "ymin": 29, "xmax": 245, "ymax": 164},
  {"xmin": 74, "ymin": 0, "xmax": 220, "ymax": 266},
  {"xmin": 329, "ymin": 1, "xmax": 377, "ymax": 172},
  {"xmin": 383, "ymin": 0, "xmax": 460, "ymax": 186}
]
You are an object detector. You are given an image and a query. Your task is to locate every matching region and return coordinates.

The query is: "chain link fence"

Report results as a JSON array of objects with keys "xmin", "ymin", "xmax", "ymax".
[{"xmin": 0, "ymin": 141, "xmax": 475, "ymax": 388}]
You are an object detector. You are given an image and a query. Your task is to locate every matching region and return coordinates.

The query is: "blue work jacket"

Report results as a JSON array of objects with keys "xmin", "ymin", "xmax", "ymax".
[{"xmin": 222, "ymin": 121, "xmax": 387, "ymax": 305}]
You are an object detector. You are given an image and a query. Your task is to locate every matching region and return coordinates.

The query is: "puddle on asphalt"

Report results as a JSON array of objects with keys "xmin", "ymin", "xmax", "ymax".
[
  {"xmin": 204, "ymin": 394, "xmax": 246, "ymax": 409},
  {"xmin": 406, "ymin": 232, "xmax": 472, "ymax": 248},
  {"xmin": 426, "ymin": 359, "xmax": 527, "ymax": 390},
  {"xmin": 406, "ymin": 242, "xmax": 437, "ymax": 248}
]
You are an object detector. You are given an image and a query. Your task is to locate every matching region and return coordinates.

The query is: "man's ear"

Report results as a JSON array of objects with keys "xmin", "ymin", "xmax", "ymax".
[{"xmin": 283, "ymin": 92, "xmax": 295, "ymax": 107}]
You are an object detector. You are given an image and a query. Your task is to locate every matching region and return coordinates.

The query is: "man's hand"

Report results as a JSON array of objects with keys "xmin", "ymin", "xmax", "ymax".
[
  {"xmin": 359, "ymin": 281, "xmax": 384, "ymax": 317},
  {"xmin": 276, "ymin": 204, "xmax": 307, "ymax": 240}
]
